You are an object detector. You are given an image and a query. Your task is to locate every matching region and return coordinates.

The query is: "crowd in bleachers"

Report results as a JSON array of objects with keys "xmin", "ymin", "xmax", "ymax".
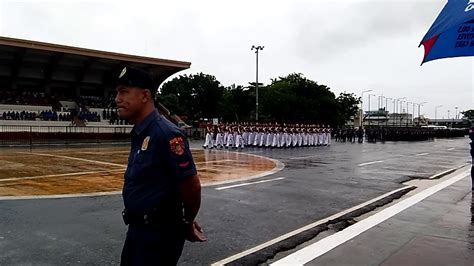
[
  {"xmin": 78, "ymin": 95, "xmax": 115, "ymax": 109},
  {"xmin": 0, "ymin": 89, "xmax": 133, "ymax": 125},
  {"xmin": 1, "ymin": 110, "xmax": 72, "ymax": 121},
  {"xmin": 0, "ymin": 90, "xmax": 51, "ymax": 106},
  {"xmin": 102, "ymin": 108, "xmax": 130, "ymax": 125},
  {"xmin": 77, "ymin": 111, "xmax": 101, "ymax": 122}
]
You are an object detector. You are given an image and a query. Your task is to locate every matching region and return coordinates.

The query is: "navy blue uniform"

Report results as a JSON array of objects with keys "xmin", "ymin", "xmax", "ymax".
[{"xmin": 121, "ymin": 110, "xmax": 197, "ymax": 265}]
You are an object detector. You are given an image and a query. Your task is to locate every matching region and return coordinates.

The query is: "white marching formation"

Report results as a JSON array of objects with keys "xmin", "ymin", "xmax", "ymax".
[{"xmin": 203, "ymin": 122, "xmax": 332, "ymax": 150}]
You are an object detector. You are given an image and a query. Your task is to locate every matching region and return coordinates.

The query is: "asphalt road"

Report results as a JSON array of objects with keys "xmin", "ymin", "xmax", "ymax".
[{"xmin": 0, "ymin": 137, "xmax": 470, "ymax": 265}]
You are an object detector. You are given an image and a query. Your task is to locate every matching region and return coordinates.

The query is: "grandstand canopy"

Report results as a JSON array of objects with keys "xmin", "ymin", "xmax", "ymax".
[{"xmin": 0, "ymin": 36, "xmax": 190, "ymax": 99}]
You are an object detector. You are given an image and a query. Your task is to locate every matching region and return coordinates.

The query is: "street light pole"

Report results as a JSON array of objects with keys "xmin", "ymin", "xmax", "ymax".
[
  {"xmin": 417, "ymin": 101, "xmax": 427, "ymax": 125},
  {"xmin": 251, "ymin": 45, "xmax": 264, "ymax": 121},
  {"xmin": 435, "ymin": 105, "xmax": 443, "ymax": 125},
  {"xmin": 385, "ymin": 97, "xmax": 392, "ymax": 126},
  {"xmin": 455, "ymin": 106, "xmax": 458, "ymax": 119},
  {"xmin": 406, "ymin": 102, "xmax": 411, "ymax": 126},
  {"xmin": 368, "ymin": 94, "xmax": 375, "ymax": 126},
  {"xmin": 395, "ymin": 97, "xmax": 406, "ymax": 115},
  {"xmin": 360, "ymin": 90, "xmax": 372, "ymax": 127}
]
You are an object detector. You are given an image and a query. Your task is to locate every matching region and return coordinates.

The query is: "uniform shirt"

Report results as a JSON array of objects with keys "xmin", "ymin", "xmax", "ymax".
[{"xmin": 123, "ymin": 110, "xmax": 197, "ymax": 214}]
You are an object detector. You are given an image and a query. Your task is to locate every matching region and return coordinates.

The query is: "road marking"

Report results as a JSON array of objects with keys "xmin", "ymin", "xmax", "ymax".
[
  {"xmin": 357, "ymin": 160, "xmax": 384, "ymax": 167},
  {"xmin": 210, "ymin": 186, "xmax": 411, "ymax": 266},
  {"xmin": 203, "ymin": 152, "xmax": 285, "ymax": 187},
  {"xmin": 243, "ymin": 150, "xmax": 264, "ymax": 154},
  {"xmin": 447, "ymin": 148, "xmax": 455, "ymax": 151},
  {"xmin": 290, "ymin": 155, "xmax": 320, "ymax": 160},
  {"xmin": 215, "ymin": 177, "xmax": 285, "ymax": 190},
  {"xmin": 415, "ymin": 152, "xmax": 429, "ymax": 156},
  {"xmin": 0, "ymin": 191, "xmax": 122, "ymax": 201},
  {"xmin": 0, "ymin": 169, "xmax": 125, "ymax": 182},
  {"xmin": 17, "ymin": 152, "xmax": 126, "ymax": 167},
  {"xmin": 271, "ymin": 170, "xmax": 469, "ymax": 265},
  {"xmin": 195, "ymin": 159, "xmax": 234, "ymax": 165}
]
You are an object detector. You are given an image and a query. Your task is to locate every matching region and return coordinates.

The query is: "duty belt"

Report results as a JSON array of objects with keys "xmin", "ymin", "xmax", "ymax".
[{"xmin": 122, "ymin": 208, "xmax": 181, "ymax": 227}]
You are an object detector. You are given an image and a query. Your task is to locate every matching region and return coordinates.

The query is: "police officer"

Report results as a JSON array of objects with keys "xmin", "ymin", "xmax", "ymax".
[{"xmin": 115, "ymin": 66, "xmax": 206, "ymax": 265}]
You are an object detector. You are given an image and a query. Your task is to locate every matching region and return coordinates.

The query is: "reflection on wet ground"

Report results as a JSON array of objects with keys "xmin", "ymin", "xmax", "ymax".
[{"xmin": 0, "ymin": 147, "xmax": 276, "ymax": 196}]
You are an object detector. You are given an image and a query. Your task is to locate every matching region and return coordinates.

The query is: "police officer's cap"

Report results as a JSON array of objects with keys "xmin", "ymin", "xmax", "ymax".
[{"xmin": 116, "ymin": 66, "xmax": 155, "ymax": 94}]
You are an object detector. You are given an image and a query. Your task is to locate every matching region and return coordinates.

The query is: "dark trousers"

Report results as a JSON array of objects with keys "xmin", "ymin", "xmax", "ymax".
[
  {"xmin": 121, "ymin": 225, "xmax": 185, "ymax": 266},
  {"xmin": 471, "ymin": 163, "xmax": 473, "ymax": 189}
]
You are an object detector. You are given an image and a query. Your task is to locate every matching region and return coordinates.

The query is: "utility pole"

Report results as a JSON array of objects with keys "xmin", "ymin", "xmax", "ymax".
[
  {"xmin": 368, "ymin": 94, "xmax": 375, "ymax": 126},
  {"xmin": 360, "ymin": 90, "xmax": 372, "ymax": 127},
  {"xmin": 251, "ymin": 45, "xmax": 264, "ymax": 121},
  {"xmin": 435, "ymin": 105, "xmax": 443, "ymax": 125},
  {"xmin": 385, "ymin": 97, "xmax": 392, "ymax": 126},
  {"xmin": 417, "ymin": 102, "xmax": 427, "ymax": 126}
]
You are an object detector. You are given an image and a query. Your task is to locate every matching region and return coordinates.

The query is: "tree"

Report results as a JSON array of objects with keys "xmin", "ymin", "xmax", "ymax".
[
  {"xmin": 461, "ymin": 109, "xmax": 474, "ymax": 120},
  {"xmin": 335, "ymin": 92, "xmax": 361, "ymax": 125},
  {"xmin": 260, "ymin": 73, "xmax": 339, "ymax": 125},
  {"xmin": 159, "ymin": 73, "xmax": 225, "ymax": 122},
  {"xmin": 217, "ymin": 85, "xmax": 254, "ymax": 122}
]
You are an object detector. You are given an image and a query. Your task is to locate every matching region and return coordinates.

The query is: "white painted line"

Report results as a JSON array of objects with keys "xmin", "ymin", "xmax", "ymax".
[
  {"xmin": 17, "ymin": 152, "xmax": 126, "ymax": 167},
  {"xmin": 290, "ymin": 155, "xmax": 319, "ymax": 160},
  {"xmin": 210, "ymin": 186, "xmax": 411, "ymax": 266},
  {"xmin": 0, "ymin": 191, "xmax": 122, "ymax": 201},
  {"xmin": 245, "ymin": 150, "xmax": 264, "ymax": 154},
  {"xmin": 429, "ymin": 168, "xmax": 456, "ymax": 180},
  {"xmin": 447, "ymin": 148, "xmax": 455, "ymax": 151},
  {"xmin": 0, "ymin": 169, "xmax": 125, "ymax": 182},
  {"xmin": 195, "ymin": 159, "xmax": 234, "ymax": 164},
  {"xmin": 215, "ymin": 177, "xmax": 285, "ymax": 190},
  {"xmin": 271, "ymin": 170, "xmax": 469, "ymax": 265},
  {"xmin": 357, "ymin": 160, "xmax": 384, "ymax": 167},
  {"xmin": 203, "ymin": 152, "xmax": 285, "ymax": 188},
  {"xmin": 415, "ymin": 152, "xmax": 430, "ymax": 156}
]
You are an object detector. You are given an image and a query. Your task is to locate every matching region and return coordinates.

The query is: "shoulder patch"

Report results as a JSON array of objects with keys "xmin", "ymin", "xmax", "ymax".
[{"xmin": 170, "ymin": 137, "xmax": 185, "ymax": 155}]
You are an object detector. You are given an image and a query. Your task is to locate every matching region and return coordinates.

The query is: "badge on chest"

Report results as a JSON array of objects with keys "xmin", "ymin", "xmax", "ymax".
[{"xmin": 141, "ymin": 136, "xmax": 150, "ymax": 151}]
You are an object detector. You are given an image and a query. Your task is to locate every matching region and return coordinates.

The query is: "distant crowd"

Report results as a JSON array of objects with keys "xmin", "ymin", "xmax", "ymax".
[
  {"xmin": 333, "ymin": 126, "xmax": 467, "ymax": 143},
  {"xmin": 0, "ymin": 90, "xmax": 51, "ymax": 106},
  {"xmin": 1, "ymin": 110, "xmax": 71, "ymax": 121},
  {"xmin": 102, "ymin": 108, "xmax": 130, "ymax": 125},
  {"xmin": 0, "ymin": 110, "xmax": 103, "ymax": 123}
]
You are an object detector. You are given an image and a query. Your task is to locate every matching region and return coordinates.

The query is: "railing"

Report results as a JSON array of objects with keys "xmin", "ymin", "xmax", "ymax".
[{"xmin": 0, "ymin": 125, "xmax": 132, "ymax": 146}]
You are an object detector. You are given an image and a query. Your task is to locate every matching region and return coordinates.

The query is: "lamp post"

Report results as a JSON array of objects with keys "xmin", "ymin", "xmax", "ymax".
[
  {"xmin": 455, "ymin": 106, "xmax": 459, "ymax": 119},
  {"xmin": 368, "ymin": 94, "xmax": 376, "ymax": 112},
  {"xmin": 368, "ymin": 94, "xmax": 376, "ymax": 126},
  {"xmin": 360, "ymin": 90, "xmax": 372, "ymax": 127},
  {"xmin": 406, "ymin": 102, "xmax": 412, "ymax": 126},
  {"xmin": 393, "ymin": 99, "xmax": 396, "ymax": 115},
  {"xmin": 385, "ymin": 97, "xmax": 392, "ymax": 126},
  {"xmin": 385, "ymin": 97, "xmax": 392, "ymax": 112},
  {"xmin": 251, "ymin": 45, "xmax": 264, "ymax": 121},
  {"xmin": 417, "ymin": 101, "xmax": 427, "ymax": 125},
  {"xmin": 395, "ymin": 97, "xmax": 406, "ymax": 114},
  {"xmin": 435, "ymin": 105, "xmax": 443, "ymax": 125}
]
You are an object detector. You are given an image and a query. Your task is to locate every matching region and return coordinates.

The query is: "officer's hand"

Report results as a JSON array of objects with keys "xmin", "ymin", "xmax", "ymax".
[{"xmin": 185, "ymin": 221, "xmax": 206, "ymax": 242}]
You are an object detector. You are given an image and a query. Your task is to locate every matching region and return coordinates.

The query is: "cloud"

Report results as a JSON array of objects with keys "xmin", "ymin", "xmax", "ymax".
[{"xmin": 293, "ymin": 1, "xmax": 443, "ymax": 62}]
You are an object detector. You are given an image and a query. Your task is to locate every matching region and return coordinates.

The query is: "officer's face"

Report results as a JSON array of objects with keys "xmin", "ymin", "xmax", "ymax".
[{"xmin": 115, "ymin": 86, "xmax": 148, "ymax": 122}]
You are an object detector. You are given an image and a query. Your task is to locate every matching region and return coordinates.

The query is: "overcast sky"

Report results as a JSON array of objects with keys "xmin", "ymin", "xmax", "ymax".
[{"xmin": 0, "ymin": 0, "xmax": 472, "ymax": 119}]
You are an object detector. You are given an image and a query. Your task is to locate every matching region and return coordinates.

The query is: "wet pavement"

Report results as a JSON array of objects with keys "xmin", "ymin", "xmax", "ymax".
[
  {"xmin": 0, "ymin": 137, "xmax": 471, "ymax": 265},
  {"xmin": 304, "ymin": 172, "xmax": 473, "ymax": 266}
]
